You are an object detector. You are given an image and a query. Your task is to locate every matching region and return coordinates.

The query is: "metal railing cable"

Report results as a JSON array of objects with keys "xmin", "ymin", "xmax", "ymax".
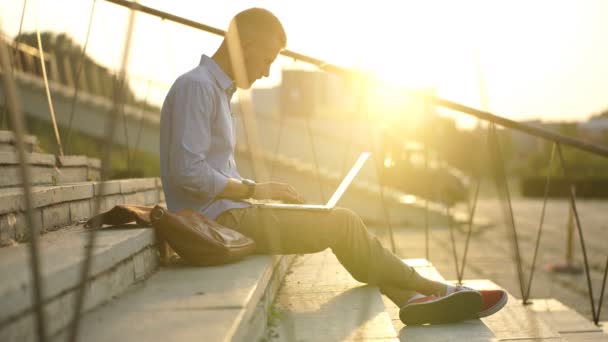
[
  {"xmin": 523, "ymin": 143, "xmax": 556, "ymax": 303},
  {"xmin": 427, "ymin": 99, "xmax": 482, "ymax": 284},
  {"xmin": 120, "ymin": 78, "xmax": 132, "ymax": 172},
  {"xmin": 435, "ymin": 98, "xmax": 608, "ymax": 158},
  {"xmin": 66, "ymin": 6, "xmax": 136, "ymax": 341},
  {"xmin": 598, "ymin": 256, "xmax": 608, "ymax": 322},
  {"xmin": 34, "ymin": 1, "xmax": 63, "ymax": 157},
  {"xmin": 65, "ymin": 0, "xmax": 97, "ymax": 155},
  {"xmin": 445, "ymin": 200, "xmax": 460, "ymax": 279},
  {"xmin": 423, "ymin": 127, "xmax": 430, "ymax": 261},
  {"xmin": 555, "ymin": 142, "xmax": 606, "ymax": 325},
  {"xmin": 268, "ymin": 111, "xmax": 285, "ymax": 178},
  {"xmin": 0, "ymin": 0, "xmax": 28, "ymax": 130},
  {"xmin": 0, "ymin": 31, "xmax": 48, "ymax": 342},
  {"xmin": 131, "ymin": 78, "xmax": 151, "ymax": 166},
  {"xmin": 487, "ymin": 123, "xmax": 527, "ymax": 300},
  {"xmin": 304, "ymin": 116, "xmax": 327, "ymax": 202},
  {"xmin": 237, "ymin": 94, "xmax": 271, "ymax": 182},
  {"xmin": 287, "ymin": 62, "xmax": 326, "ymax": 201},
  {"xmin": 339, "ymin": 120, "xmax": 354, "ymax": 176},
  {"xmin": 267, "ymin": 61, "xmax": 288, "ymax": 179},
  {"xmin": 362, "ymin": 108, "xmax": 396, "ymax": 253},
  {"xmin": 455, "ymin": 178, "xmax": 480, "ymax": 283}
]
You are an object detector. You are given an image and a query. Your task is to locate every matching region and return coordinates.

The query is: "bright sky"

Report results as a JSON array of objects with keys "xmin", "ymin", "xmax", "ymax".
[{"xmin": 1, "ymin": 0, "xmax": 607, "ymax": 126}]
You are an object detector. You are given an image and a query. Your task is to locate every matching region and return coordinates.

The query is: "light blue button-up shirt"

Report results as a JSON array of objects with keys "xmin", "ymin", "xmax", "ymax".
[{"xmin": 159, "ymin": 55, "xmax": 250, "ymax": 219}]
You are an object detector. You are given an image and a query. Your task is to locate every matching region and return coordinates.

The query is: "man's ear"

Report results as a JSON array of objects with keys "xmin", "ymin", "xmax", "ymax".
[{"xmin": 239, "ymin": 39, "xmax": 254, "ymax": 55}]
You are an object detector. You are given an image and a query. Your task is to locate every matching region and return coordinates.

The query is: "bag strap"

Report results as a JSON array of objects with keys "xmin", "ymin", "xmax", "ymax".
[{"xmin": 84, "ymin": 204, "xmax": 154, "ymax": 229}]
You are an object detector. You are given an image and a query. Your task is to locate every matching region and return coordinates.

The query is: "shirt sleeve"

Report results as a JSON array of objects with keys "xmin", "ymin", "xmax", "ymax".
[{"xmin": 167, "ymin": 78, "xmax": 229, "ymax": 201}]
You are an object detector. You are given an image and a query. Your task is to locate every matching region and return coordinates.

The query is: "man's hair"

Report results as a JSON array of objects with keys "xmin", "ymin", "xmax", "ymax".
[{"xmin": 227, "ymin": 8, "xmax": 287, "ymax": 48}]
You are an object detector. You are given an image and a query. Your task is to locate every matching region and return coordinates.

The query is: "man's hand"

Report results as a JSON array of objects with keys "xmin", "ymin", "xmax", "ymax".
[{"xmin": 253, "ymin": 182, "xmax": 304, "ymax": 204}]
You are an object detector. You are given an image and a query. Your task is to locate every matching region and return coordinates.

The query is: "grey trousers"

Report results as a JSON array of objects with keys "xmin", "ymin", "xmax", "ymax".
[{"xmin": 215, "ymin": 206, "xmax": 421, "ymax": 294}]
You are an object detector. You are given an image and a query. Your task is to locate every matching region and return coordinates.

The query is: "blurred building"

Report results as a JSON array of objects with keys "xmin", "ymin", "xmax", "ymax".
[
  {"xmin": 248, "ymin": 69, "xmax": 355, "ymax": 119},
  {"xmin": 578, "ymin": 117, "xmax": 608, "ymax": 144}
]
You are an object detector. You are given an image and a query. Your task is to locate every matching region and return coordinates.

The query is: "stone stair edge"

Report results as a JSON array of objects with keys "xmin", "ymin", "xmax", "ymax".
[
  {"xmin": 0, "ymin": 224, "xmax": 157, "ymax": 327},
  {"xmin": 49, "ymin": 254, "xmax": 295, "ymax": 342},
  {"xmin": 0, "ymin": 151, "xmax": 55, "ymax": 166},
  {"xmin": 230, "ymin": 254, "xmax": 296, "ymax": 341},
  {"xmin": 0, "ymin": 177, "xmax": 162, "ymax": 216},
  {"xmin": 526, "ymin": 298, "xmax": 606, "ymax": 336},
  {"xmin": 0, "ymin": 131, "xmax": 37, "ymax": 145},
  {"xmin": 0, "ymin": 130, "xmax": 101, "ymax": 169},
  {"xmin": 270, "ymin": 251, "xmax": 398, "ymax": 341},
  {"xmin": 0, "ymin": 151, "xmax": 100, "ymax": 169},
  {"xmin": 58, "ymin": 155, "xmax": 101, "ymax": 168}
]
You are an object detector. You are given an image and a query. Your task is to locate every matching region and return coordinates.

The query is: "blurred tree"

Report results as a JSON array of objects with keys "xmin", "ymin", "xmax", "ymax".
[{"xmin": 14, "ymin": 31, "xmax": 159, "ymax": 114}]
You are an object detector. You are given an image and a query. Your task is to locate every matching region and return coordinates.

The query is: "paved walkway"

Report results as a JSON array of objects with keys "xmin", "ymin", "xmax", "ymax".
[{"xmin": 371, "ymin": 197, "xmax": 608, "ymax": 323}]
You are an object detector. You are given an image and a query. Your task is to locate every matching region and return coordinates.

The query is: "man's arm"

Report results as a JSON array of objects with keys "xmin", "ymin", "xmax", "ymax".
[
  {"xmin": 167, "ymin": 79, "xmax": 303, "ymax": 204},
  {"xmin": 167, "ymin": 80, "xmax": 230, "ymax": 202}
]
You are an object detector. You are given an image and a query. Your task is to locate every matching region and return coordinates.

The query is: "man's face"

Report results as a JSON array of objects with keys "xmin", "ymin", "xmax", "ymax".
[{"xmin": 240, "ymin": 37, "xmax": 282, "ymax": 89}]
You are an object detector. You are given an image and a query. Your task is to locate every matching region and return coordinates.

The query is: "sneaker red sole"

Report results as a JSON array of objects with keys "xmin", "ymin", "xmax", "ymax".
[
  {"xmin": 399, "ymin": 291, "xmax": 482, "ymax": 325},
  {"xmin": 478, "ymin": 291, "xmax": 508, "ymax": 318}
]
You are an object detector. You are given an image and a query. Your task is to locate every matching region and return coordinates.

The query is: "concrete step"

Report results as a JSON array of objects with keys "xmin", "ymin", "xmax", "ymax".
[
  {"xmin": 234, "ymin": 145, "xmax": 490, "ymax": 230},
  {"xmin": 527, "ymin": 298, "xmax": 608, "ymax": 341},
  {"xmin": 0, "ymin": 224, "xmax": 158, "ymax": 342},
  {"xmin": 0, "ymin": 178, "xmax": 163, "ymax": 246},
  {"xmin": 267, "ymin": 250, "xmax": 398, "ymax": 341},
  {"xmin": 0, "ymin": 151, "xmax": 100, "ymax": 188},
  {"xmin": 51, "ymin": 254, "xmax": 295, "ymax": 342},
  {"xmin": 0, "ymin": 130, "xmax": 38, "ymax": 153}
]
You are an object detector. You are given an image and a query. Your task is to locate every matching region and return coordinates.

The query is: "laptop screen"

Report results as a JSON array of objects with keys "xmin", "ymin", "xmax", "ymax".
[{"xmin": 326, "ymin": 152, "xmax": 371, "ymax": 207}]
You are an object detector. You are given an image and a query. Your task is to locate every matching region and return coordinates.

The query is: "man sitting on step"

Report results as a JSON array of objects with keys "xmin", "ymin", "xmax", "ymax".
[{"xmin": 159, "ymin": 7, "xmax": 507, "ymax": 325}]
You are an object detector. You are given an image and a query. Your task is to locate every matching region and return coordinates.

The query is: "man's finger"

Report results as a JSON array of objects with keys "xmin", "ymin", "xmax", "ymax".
[{"xmin": 282, "ymin": 190, "xmax": 302, "ymax": 204}]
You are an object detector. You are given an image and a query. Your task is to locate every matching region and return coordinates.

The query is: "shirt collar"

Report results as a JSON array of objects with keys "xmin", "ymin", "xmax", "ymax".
[{"xmin": 200, "ymin": 55, "xmax": 236, "ymax": 97}]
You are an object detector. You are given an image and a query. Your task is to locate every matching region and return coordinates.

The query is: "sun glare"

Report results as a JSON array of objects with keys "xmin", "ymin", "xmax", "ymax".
[{"xmin": 2, "ymin": 0, "xmax": 605, "ymax": 124}]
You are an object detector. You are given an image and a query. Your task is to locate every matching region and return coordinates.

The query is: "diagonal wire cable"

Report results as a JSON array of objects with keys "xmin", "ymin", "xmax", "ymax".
[
  {"xmin": 34, "ymin": 4, "xmax": 63, "ymax": 156},
  {"xmin": 131, "ymin": 78, "xmax": 151, "ymax": 166},
  {"xmin": 0, "ymin": 29, "xmax": 48, "ymax": 342},
  {"xmin": 285, "ymin": 60, "xmax": 326, "ymax": 202},
  {"xmin": 304, "ymin": 115, "xmax": 326, "ymax": 202},
  {"xmin": 446, "ymin": 199, "xmax": 461, "ymax": 282},
  {"xmin": 523, "ymin": 142, "xmax": 556, "ymax": 303},
  {"xmin": 67, "ymin": 6, "xmax": 136, "ymax": 341},
  {"xmin": 1, "ymin": 0, "xmax": 28, "ymax": 130},
  {"xmin": 65, "ymin": 0, "xmax": 97, "ymax": 154},
  {"xmin": 456, "ymin": 177, "xmax": 480, "ymax": 283},
  {"xmin": 120, "ymin": 75, "xmax": 132, "ymax": 171},
  {"xmin": 597, "ymin": 255, "xmax": 608, "ymax": 323},
  {"xmin": 339, "ymin": 119, "xmax": 354, "ymax": 175},
  {"xmin": 488, "ymin": 123, "xmax": 527, "ymax": 300},
  {"xmin": 423, "ymin": 100, "xmax": 431, "ymax": 261},
  {"xmin": 555, "ymin": 142, "xmax": 599, "ymax": 323},
  {"xmin": 338, "ymin": 75, "xmax": 356, "ymax": 176},
  {"xmin": 364, "ymin": 112, "xmax": 396, "ymax": 253},
  {"xmin": 268, "ymin": 109, "xmax": 285, "ymax": 178}
]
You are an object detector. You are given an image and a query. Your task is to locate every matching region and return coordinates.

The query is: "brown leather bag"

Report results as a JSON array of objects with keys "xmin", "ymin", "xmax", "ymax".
[{"xmin": 85, "ymin": 204, "xmax": 256, "ymax": 266}]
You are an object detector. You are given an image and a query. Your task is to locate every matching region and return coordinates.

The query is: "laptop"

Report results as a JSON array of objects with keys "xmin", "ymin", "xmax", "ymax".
[{"xmin": 250, "ymin": 152, "xmax": 371, "ymax": 211}]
